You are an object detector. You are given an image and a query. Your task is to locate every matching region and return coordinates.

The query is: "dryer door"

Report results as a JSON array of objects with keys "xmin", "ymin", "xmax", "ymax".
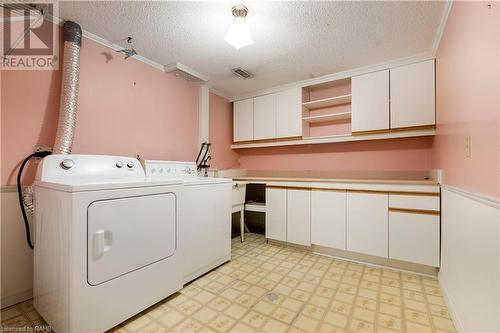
[{"xmin": 87, "ymin": 193, "xmax": 176, "ymax": 285}]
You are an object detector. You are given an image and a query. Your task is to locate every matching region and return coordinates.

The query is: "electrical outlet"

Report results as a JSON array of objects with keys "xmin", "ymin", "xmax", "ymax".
[
  {"xmin": 465, "ymin": 135, "xmax": 471, "ymax": 158},
  {"xmin": 33, "ymin": 145, "xmax": 53, "ymax": 161}
]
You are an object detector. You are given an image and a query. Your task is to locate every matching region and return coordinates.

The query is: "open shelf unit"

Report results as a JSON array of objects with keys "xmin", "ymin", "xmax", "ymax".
[{"xmin": 302, "ymin": 78, "xmax": 352, "ymax": 139}]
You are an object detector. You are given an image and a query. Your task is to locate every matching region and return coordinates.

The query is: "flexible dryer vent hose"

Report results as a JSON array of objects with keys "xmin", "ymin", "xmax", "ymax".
[
  {"xmin": 53, "ymin": 21, "xmax": 82, "ymax": 154},
  {"xmin": 23, "ymin": 21, "xmax": 82, "ymax": 218}
]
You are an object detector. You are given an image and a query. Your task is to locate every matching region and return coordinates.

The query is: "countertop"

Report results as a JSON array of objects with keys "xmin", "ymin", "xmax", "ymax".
[
  {"xmin": 232, "ymin": 176, "xmax": 438, "ymax": 185},
  {"xmin": 226, "ymin": 170, "xmax": 439, "ymax": 186}
]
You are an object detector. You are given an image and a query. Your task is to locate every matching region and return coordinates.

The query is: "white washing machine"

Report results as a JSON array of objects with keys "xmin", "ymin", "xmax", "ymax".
[
  {"xmin": 144, "ymin": 160, "xmax": 232, "ymax": 284},
  {"xmin": 33, "ymin": 155, "xmax": 183, "ymax": 333}
]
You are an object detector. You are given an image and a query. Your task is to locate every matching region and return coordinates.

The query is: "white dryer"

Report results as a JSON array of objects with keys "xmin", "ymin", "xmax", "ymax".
[
  {"xmin": 144, "ymin": 160, "xmax": 232, "ymax": 284},
  {"xmin": 33, "ymin": 155, "xmax": 183, "ymax": 333}
]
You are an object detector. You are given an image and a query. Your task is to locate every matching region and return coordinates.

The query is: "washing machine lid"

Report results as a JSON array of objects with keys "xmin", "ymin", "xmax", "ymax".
[{"xmin": 34, "ymin": 154, "xmax": 183, "ymax": 192}]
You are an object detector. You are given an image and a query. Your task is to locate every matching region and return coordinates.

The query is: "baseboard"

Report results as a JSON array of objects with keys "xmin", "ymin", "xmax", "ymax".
[
  {"xmin": 266, "ymin": 238, "xmax": 438, "ymax": 276},
  {"xmin": 439, "ymin": 278, "xmax": 465, "ymax": 333},
  {"xmin": 1, "ymin": 289, "xmax": 33, "ymax": 309},
  {"xmin": 312, "ymin": 245, "xmax": 438, "ymax": 276}
]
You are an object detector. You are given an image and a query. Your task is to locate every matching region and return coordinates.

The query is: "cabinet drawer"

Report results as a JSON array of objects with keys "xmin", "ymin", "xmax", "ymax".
[
  {"xmin": 389, "ymin": 193, "xmax": 439, "ymax": 211},
  {"xmin": 389, "ymin": 211, "xmax": 440, "ymax": 267}
]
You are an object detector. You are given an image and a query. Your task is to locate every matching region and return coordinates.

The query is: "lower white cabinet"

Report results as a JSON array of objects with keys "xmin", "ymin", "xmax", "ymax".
[
  {"xmin": 265, "ymin": 185, "xmax": 440, "ymax": 268},
  {"xmin": 265, "ymin": 187, "xmax": 311, "ymax": 246},
  {"xmin": 287, "ymin": 189, "xmax": 311, "ymax": 246},
  {"xmin": 311, "ymin": 190, "xmax": 346, "ymax": 249},
  {"xmin": 265, "ymin": 187, "xmax": 287, "ymax": 242},
  {"xmin": 347, "ymin": 192, "xmax": 389, "ymax": 257},
  {"xmin": 389, "ymin": 211, "xmax": 440, "ymax": 267}
]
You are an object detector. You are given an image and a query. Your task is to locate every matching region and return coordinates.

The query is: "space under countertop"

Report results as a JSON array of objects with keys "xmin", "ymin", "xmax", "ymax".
[{"xmin": 223, "ymin": 169, "xmax": 439, "ymax": 186}]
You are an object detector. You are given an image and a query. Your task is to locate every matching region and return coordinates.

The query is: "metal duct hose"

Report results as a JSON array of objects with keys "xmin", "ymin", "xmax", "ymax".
[
  {"xmin": 53, "ymin": 21, "xmax": 82, "ymax": 154},
  {"xmin": 23, "ymin": 21, "xmax": 82, "ymax": 216}
]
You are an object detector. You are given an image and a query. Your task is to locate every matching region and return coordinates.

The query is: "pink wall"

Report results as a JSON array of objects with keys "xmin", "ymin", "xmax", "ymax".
[
  {"xmin": 1, "ymin": 29, "xmax": 199, "ymax": 186},
  {"xmin": 239, "ymin": 137, "xmax": 433, "ymax": 172},
  {"xmin": 208, "ymin": 93, "xmax": 239, "ymax": 170},
  {"xmin": 432, "ymin": 2, "xmax": 500, "ymax": 198}
]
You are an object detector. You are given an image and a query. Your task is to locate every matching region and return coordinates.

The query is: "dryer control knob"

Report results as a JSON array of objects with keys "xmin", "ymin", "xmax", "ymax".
[
  {"xmin": 127, "ymin": 162, "xmax": 134, "ymax": 168},
  {"xmin": 116, "ymin": 161, "xmax": 124, "ymax": 168},
  {"xmin": 60, "ymin": 159, "xmax": 74, "ymax": 170}
]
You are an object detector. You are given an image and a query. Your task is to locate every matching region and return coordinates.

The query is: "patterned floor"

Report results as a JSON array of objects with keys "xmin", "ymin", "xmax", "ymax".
[{"xmin": 1, "ymin": 233, "xmax": 455, "ymax": 332}]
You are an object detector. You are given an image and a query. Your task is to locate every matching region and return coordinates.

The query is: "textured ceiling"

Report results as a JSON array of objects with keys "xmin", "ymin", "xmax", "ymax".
[{"xmin": 58, "ymin": 1, "xmax": 447, "ymax": 97}]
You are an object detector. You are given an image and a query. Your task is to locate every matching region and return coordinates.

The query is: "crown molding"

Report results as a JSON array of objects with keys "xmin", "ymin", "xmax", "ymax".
[
  {"xmin": 432, "ymin": 1, "xmax": 453, "ymax": 54},
  {"xmin": 47, "ymin": 14, "xmax": 165, "ymax": 71},
  {"xmin": 208, "ymin": 88, "xmax": 232, "ymax": 100}
]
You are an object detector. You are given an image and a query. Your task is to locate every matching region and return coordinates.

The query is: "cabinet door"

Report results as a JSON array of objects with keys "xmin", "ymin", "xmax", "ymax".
[
  {"xmin": 233, "ymin": 98, "xmax": 254, "ymax": 142},
  {"xmin": 253, "ymin": 94, "xmax": 277, "ymax": 140},
  {"xmin": 390, "ymin": 60, "xmax": 435, "ymax": 129},
  {"xmin": 389, "ymin": 211, "xmax": 440, "ymax": 266},
  {"xmin": 265, "ymin": 187, "xmax": 287, "ymax": 242},
  {"xmin": 351, "ymin": 70, "xmax": 389, "ymax": 133},
  {"xmin": 276, "ymin": 88, "xmax": 303, "ymax": 138},
  {"xmin": 311, "ymin": 190, "xmax": 346, "ymax": 249},
  {"xmin": 347, "ymin": 192, "xmax": 388, "ymax": 257},
  {"xmin": 287, "ymin": 189, "xmax": 311, "ymax": 246}
]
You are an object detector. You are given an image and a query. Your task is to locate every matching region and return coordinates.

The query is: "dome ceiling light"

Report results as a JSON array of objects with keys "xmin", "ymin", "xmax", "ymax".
[{"xmin": 224, "ymin": 5, "xmax": 253, "ymax": 49}]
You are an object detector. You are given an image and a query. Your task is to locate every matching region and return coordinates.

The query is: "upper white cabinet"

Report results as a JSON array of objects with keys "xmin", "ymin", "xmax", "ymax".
[
  {"xmin": 265, "ymin": 187, "xmax": 287, "ymax": 242},
  {"xmin": 233, "ymin": 88, "xmax": 302, "ymax": 142},
  {"xmin": 276, "ymin": 88, "xmax": 302, "ymax": 138},
  {"xmin": 233, "ymin": 98, "xmax": 254, "ymax": 142},
  {"xmin": 346, "ymin": 191, "xmax": 388, "ymax": 257},
  {"xmin": 351, "ymin": 70, "xmax": 390, "ymax": 133},
  {"xmin": 253, "ymin": 94, "xmax": 277, "ymax": 140},
  {"xmin": 311, "ymin": 190, "xmax": 346, "ymax": 250},
  {"xmin": 390, "ymin": 60, "xmax": 435, "ymax": 129},
  {"xmin": 233, "ymin": 59, "xmax": 436, "ymax": 148},
  {"xmin": 287, "ymin": 189, "xmax": 311, "ymax": 246}
]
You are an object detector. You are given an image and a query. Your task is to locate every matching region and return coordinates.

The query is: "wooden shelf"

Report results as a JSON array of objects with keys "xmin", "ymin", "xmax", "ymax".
[
  {"xmin": 231, "ymin": 128, "xmax": 436, "ymax": 149},
  {"xmin": 302, "ymin": 112, "xmax": 351, "ymax": 123},
  {"xmin": 302, "ymin": 94, "xmax": 351, "ymax": 110},
  {"xmin": 244, "ymin": 202, "xmax": 266, "ymax": 213}
]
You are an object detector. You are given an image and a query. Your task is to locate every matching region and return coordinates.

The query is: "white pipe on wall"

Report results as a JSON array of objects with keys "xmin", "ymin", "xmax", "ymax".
[{"xmin": 199, "ymin": 85, "xmax": 210, "ymax": 146}]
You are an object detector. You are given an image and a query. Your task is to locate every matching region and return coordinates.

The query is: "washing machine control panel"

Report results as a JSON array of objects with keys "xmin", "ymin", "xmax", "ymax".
[{"xmin": 143, "ymin": 160, "xmax": 198, "ymax": 179}]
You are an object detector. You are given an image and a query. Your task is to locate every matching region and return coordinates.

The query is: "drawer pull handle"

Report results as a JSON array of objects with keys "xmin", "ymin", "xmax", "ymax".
[{"xmin": 389, "ymin": 208, "xmax": 439, "ymax": 216}]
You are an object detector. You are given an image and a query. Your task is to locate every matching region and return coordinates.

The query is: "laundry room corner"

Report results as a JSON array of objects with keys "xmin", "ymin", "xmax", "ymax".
[{"xmin": 1, "ymin": 19, "xmax": 202, "ymax": 308}]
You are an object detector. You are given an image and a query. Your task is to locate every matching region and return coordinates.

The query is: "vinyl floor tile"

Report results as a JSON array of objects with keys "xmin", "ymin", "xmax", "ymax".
[{"xmin": 1, "ymin": 233, "xmax": 456, "ymax": 333}]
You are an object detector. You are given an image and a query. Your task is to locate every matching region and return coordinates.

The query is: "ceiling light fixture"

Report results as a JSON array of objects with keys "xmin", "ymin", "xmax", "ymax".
[{"xmin": 224, "ymin": 5, "xmax": 253, "ymax": 49}]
